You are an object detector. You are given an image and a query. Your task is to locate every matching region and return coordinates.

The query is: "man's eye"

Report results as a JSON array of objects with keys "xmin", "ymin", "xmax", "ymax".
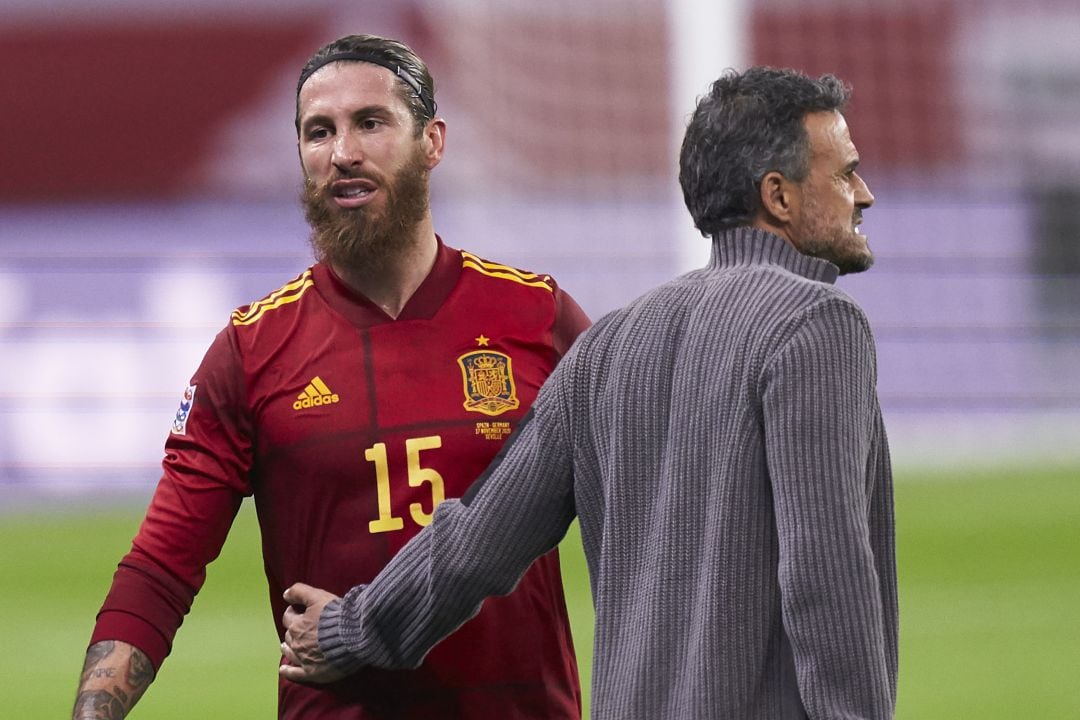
[
  {"xmin": 307, "ymin": 128, "xmax": 330, "ymax": 141},
  {"xmin": 362, "ymin": 118, "xmax": 383, "ymax": 131}
]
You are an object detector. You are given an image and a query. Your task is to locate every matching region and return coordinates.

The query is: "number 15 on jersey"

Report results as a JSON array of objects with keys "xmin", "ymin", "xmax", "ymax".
[{"xmin": 366, "ymin": 435, "xmax": 445, "ymax": 534}]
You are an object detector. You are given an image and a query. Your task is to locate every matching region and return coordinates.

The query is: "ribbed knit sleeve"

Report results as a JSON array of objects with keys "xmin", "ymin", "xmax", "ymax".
[
  {"xmin": 318, "ymin": 388, "xmax": 578, "ymax": 672},
  {"xmin": 760, "ymin": 296, "xmax": 894, "ymax": 718}
]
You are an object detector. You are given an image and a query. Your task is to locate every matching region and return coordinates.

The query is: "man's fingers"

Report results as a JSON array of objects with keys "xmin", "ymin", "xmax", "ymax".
[
  {"xmin": 282, "ymin": 582, "xmax": 317, "ymax": 606},
  {"xmin": 279, "ymin": 583, "xmax": 348, "ymax": 687},
  {"xmin": 279, "ymin": 663, "xmax": 308, "ymax": 682},
  {"xmin": 280, "ymin": 641, "xmax": 299, "ymax": 666}
]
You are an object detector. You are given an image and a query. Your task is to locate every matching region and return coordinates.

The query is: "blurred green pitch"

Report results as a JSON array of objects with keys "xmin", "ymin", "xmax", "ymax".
[{"xmin": 3, "ymin": 464, "xmax": 1078, "ymax": 718}]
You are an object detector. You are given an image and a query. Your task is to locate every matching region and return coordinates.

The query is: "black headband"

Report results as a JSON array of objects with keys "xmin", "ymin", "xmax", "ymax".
[{"xmin": 297, "ymin": 50, "xmax": 437, "ymax": 119}]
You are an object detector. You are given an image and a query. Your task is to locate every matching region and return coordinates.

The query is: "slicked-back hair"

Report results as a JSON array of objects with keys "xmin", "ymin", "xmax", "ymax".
[
  {"xmin": 679, "ymin": 67, "xmax": 850, "ymax": 237},
  {"xmin": 295, "ymin": 34, "xmax": 436, "ymax": 137}
]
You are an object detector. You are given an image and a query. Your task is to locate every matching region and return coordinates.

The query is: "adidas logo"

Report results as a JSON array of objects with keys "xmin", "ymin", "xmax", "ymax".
[{"xmin": 293, "ymin": 376, "xmax": 340, "ymax": 410}]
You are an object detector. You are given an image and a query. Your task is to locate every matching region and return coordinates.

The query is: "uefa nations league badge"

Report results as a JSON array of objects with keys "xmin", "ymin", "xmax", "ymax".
[{"xmin": 171, "ymin": 384, "xmax": 197, "ymax": 435}]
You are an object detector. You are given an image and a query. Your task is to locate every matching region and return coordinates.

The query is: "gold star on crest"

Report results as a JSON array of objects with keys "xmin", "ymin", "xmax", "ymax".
[{"xmin": 475, "ymin": 334, "xmax": 490, "ymax": 346}]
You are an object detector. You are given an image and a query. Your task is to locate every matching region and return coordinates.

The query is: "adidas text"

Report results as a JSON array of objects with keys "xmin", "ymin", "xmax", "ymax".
[{"xmin": 293, "ymin": 393, "xmax": 340, "ymax": 410}]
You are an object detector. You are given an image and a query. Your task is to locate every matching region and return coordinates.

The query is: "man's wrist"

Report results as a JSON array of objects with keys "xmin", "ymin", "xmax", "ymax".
[{"xmin": 317, "ymin": 594, "xmax": 366, "ymax": 675}]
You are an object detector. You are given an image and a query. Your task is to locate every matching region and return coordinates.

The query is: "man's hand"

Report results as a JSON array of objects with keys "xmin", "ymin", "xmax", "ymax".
[{"xmin": 279, "ymin": 583, "xmax": 347, "ymax": 684}]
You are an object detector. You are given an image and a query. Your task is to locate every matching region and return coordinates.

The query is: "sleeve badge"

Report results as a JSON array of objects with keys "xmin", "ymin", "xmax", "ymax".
[{"xmin": 171, "ymin": 384, "xmax": 197, "ymax": 435}]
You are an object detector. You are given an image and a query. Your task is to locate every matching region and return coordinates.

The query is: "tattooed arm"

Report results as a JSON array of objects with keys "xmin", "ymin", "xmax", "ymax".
[{"xmin": 72, "ymin": 641, "xmax": 155, "ymax": 720}]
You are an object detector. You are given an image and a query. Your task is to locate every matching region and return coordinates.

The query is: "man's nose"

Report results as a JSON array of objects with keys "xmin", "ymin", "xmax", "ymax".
[
  {"xmin": 854, "ymin": 172, "xmax": 874, "ymax": 208},
  {"xmin": 331, "ymin": 132, "xmax": 363, "ymax": 170}
]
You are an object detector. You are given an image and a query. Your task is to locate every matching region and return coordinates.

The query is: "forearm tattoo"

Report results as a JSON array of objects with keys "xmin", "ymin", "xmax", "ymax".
[
  {"xmin": 126, "ymin": 648, "xmax": 154, "ymax": 689},
  {"xmin": 72, "ymin": 688, "xmax": 130, "ymax": 720},
  {"xmin": 80, "ymin": 641, "xmax": 116, "ymax": 678},
  {"xmin": 73, "ymin": 641, "xmax": 154, "ymax": 720}
]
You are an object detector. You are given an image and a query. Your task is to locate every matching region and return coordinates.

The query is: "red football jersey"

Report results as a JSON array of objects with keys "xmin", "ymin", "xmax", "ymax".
[{"xmin": 91, "ymin": 239, "xmax": 589, "ymax": 719}]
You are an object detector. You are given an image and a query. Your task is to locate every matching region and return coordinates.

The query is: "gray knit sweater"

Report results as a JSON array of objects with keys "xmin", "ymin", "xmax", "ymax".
[{"xmin": 319, "ymin": 227, "xmax": 898, "ymax": 719}]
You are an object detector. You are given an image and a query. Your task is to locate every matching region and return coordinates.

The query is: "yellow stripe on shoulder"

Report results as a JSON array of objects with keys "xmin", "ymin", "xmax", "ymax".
[
  {"xmin": 461, "ymin": 252, "xmax": 553, "ymax": 292},
  {"xmin": 460, "ymin": 251, "xmax": 541, "ymax": 280},
  {"xmin": 231, "ymin": 270, "xmax": 315, "ymax": 326}
]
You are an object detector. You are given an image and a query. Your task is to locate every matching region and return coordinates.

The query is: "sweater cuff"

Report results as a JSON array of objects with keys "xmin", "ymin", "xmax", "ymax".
[{"xmin": 318, "ymin": 590, "xmax": 367, "ymax": 675}]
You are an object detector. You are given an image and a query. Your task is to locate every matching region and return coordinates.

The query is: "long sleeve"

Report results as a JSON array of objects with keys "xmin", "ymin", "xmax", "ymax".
[
  {"xmin": 90, "ymin": 326, "xmax": 254, "ymax": 670},
  {"xmin": 760, "ymin": 296, "xmax": 894, "ymax": 718},
  {"xmin": 317, "ymin": 379, "xmax": 578, "ymax": 674}
]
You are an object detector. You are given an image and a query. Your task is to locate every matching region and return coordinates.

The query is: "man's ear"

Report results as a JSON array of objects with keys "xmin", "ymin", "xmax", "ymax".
[
  {"xmin": 421, "ymin": 118, "xmax": 447, "ymax": 169},
  {"xmin": 752, "ymin": 170, "xmax": 804, "ymax": 248},
  {"xmin": 760, "ymin": 171, "xmax": 794, "ymax": 225},
  {"xmin": 759, "ymin": 170, "xmax": 797, "ymax": 225}
]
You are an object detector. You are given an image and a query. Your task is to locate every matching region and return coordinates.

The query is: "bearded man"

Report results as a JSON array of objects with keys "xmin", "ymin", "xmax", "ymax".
[{"xmin": 73, "ymin": 34, "xmax": 588, "ymax": 720}]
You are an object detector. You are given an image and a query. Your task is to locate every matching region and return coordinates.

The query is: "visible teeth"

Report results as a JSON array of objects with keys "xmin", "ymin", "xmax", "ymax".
[{"xmin": 341, "ymin": 187, "xmax": 370, "ymax": 198}]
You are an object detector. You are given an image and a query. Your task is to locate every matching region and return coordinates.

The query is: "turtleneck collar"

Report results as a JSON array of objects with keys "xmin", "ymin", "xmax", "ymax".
[{"xmin": 708, "ymin": 227, "xmax": 839, "ymax": 285}]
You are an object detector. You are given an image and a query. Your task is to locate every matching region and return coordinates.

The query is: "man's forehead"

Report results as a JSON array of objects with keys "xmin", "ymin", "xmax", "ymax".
[
  {"xmin": 805, "ymin": 110, "xmax": 857, "ymax": 160},
  {"xmin": 298, "ymin": 61, "xmax": 403, "ymax": 115}
]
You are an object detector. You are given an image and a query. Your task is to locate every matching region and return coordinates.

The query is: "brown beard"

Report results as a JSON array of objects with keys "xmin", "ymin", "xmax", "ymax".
[{"xmin": 302, "ymin": 146, "xmax": 430, "ymax": 274}]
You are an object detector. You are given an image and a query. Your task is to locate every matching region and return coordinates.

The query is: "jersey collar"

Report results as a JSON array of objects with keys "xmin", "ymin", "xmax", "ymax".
[{"xmin": 311, "ymin": 235, "xmax": 463, "ymax": 327}]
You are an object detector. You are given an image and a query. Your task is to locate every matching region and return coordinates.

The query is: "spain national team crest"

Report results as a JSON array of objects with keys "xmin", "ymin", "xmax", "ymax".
[{"xmin": 457, "ymin": 350, "xmax": 520, "ymax": 416}]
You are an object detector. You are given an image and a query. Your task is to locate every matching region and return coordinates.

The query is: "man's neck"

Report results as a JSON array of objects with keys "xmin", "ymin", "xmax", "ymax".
[{"xmin": 330, "ymin": 223, "xmax": 439, "ymax": 319}]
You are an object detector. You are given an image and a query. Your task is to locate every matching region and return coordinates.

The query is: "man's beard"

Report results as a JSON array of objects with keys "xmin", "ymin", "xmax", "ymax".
[
  {"xmin": 302, "ymin": 148, "xmax": 430, "ymax": 274},
  {"xmin": 796, "ymin": 196, "xmax": 874, "ymax": 276}
]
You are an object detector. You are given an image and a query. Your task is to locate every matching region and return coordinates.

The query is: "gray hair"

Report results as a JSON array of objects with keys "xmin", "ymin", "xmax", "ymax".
[{"xmin": 679, "ymin": 67, "xmax": 851, "ymax": 236}]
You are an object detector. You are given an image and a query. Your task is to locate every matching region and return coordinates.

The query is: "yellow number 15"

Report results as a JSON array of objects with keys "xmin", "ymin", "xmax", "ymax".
[{"xmin": 366, "ymin": 435, "xmax": 445, "ymax": 534}]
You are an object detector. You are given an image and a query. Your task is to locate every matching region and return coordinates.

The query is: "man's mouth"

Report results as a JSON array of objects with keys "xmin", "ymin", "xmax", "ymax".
[{"xmin": 331, "ymin": 179, "xmax": 378, "ymax": 207}]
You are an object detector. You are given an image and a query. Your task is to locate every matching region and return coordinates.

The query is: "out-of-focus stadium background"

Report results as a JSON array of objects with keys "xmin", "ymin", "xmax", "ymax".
[{"xmin": 2, "ymin": 0, "xmax": 1078, "ymax": 717}]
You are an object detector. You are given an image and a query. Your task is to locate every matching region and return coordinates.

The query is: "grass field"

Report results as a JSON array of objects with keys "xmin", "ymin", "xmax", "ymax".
[{"xmin": 3, "ymin": 463, "xmax": 1079, "ymax": 718}]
